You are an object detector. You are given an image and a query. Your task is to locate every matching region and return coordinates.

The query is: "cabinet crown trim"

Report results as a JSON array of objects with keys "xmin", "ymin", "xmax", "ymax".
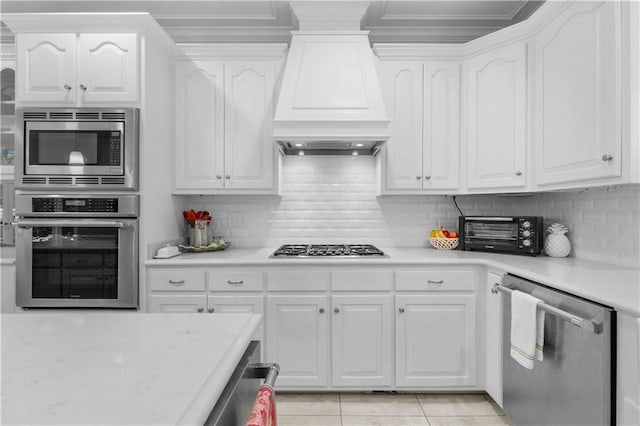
[
  {"xmin": 177, "ymin": 43, "xmax": 288, "ymax": 60},
  {"xmin": 373, "ymin": 43, "xmax": 463, "ymax": 60}
]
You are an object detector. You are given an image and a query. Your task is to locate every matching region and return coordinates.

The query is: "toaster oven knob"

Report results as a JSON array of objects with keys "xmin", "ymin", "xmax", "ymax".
[
  {"xmin": 522, "ymin": 230, "xmax": 531, "ymax": 237},
  {"xmin": 522, "ymin": 221, "xmax": 531, "ymax": 229},
  {"xmin": 523, "ymin": 239, "xmax": 532, "ymax": 247}
]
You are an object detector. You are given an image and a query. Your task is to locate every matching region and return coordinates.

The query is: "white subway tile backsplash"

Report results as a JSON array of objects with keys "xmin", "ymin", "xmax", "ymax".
[{"xmin": 188, "ymin": 157, "xmax": 640, "ymax": 268}]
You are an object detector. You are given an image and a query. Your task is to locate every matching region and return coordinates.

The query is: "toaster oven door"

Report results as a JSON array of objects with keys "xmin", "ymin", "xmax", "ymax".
[{"xmin": 463, "ymin": 219, "xmax": 519, "ymax": 251}]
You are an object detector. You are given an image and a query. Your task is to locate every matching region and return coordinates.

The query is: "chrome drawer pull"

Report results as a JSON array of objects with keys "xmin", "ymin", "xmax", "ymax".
[
  {"xmin": 427, "ymin": 280, "xmax": 444, "ymax": 284},
  {"xmin": 168, "ymin": 279, "xmax": 185, "ymax": 285},
  {"xmin": 227, "ymin": 280, "xmax": 244, "ymax": 286}
]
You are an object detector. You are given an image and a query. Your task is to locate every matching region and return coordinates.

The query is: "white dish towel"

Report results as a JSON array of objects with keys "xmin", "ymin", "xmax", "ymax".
[{"xmin": 510, "ymin": 290, "xmax": 545, "ymax": 369}]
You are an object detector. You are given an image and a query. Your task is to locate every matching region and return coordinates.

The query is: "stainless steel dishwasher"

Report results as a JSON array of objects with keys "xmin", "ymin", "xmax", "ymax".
[{"xmin": 495, "ymin": 273, "xmax": 615, "ymax": 426}]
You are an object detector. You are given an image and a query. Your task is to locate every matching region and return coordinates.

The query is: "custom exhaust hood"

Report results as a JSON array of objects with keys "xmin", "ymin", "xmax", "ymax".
[{"xmin": 272, "ymin": 1, "xmax": 389, "ymax": 155}]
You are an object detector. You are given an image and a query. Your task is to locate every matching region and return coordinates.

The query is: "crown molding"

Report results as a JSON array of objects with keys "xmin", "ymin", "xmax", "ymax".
[
  {"xmin": 177, "ymin": 43, "xmax": 288, "ymax": 61},
  {"xmin": 373, "ymin": 43, "xmax": 464, "ymax": 61},
  {"xmin": 166, "ymin": 26, "xmax": 293, "ymax": 44}
]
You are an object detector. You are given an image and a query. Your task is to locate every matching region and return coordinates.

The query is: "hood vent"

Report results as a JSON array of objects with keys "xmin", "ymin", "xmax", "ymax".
[{"xmin": 273, "ymin": 1, "xmax": 389, "ymax": 154}]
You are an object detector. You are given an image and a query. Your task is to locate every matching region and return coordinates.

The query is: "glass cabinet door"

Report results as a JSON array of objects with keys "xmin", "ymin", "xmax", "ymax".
[{"xmin": 1, "ymin": 61, "xmax": 15, "ymax": 179}]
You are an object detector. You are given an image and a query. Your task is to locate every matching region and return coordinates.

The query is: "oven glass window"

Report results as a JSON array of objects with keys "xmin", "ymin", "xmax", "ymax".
[
  {"xmin": 31, "ymin": 226, "xmax": 118, "ymax": 299},
  {"xmin": 28, "ymin": 130, "xmax": 121, "ymax": 167},
  {"xmin": 464, "ymin": 222, "xmax": 518, "ymax": 249}
]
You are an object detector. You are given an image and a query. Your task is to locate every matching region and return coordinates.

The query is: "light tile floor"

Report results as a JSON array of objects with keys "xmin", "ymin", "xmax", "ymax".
[{"xmin": 276, "ymin": 393, "xmax": 511, "ymax": 426}]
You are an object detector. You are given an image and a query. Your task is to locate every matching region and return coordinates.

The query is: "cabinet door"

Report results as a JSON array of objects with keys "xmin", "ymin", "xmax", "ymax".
[
  {"xmin": 174, "ymin": 61, "xmax": 225, "ymax": 190},
  {"xmin": 1, "ymin": 61, "xmax": 16, "ymax": 179},
  {"xmin": 378, "ymin": 61, "xmax": 424, "ymax": 191},
  {"xmin": 466, "ymin": 42, "xmax": 527, "ymax": 189},
  {"xmin": 485, "ymin": 272, "xmax": 503, "ymax": 407},
  {"xmin": 224, "ymin": 62, "xmax": 275, "ymax": 190},
  {"xmin": 1, "ymin": 264, "xmax": 16, "ymax": 313},
  {"xmin": 266, "ymin": 295, "xmax": 329, "ymax": 387},
  {"xmin": 16, "ymin": 34, "xmax": 76, "ymax": 103},
  {"xmin": 77, "ymin": 34, "xmax": 138, "ymax": 103},
  {"xmin": 534, "ymin": 1, "xmax": 621, "ymax": 185},
  {"xmin": 208, "ymin": 295, "xmax": 264, "ymax": 342},
  {"xmin": 423, "ymin": 62, "xmax": 460, "ymax": 189},
  {"xmin": 331, "ymin": 295, "xmax": 393, "ymax": 387},
  {"xmin": 396, "ymin": 294, "xmax": 476, "ymax": 387},
  {"xmin": 147, "ymin": 294, "xmax": 207, "ymax": 313}
]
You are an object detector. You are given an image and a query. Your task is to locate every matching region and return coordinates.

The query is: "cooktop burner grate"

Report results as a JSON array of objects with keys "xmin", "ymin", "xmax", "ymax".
[{"xmin": 271, "ymin": 244, "xmax": 386, "ymax": 257}]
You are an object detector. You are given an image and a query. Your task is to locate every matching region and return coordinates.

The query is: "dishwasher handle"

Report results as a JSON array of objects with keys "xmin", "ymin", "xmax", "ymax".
[
  {"xmin": 492, "ymin": 283, "xmax": 601, "ymax": 334},
  {"xmin": 244, "ymin": 363, "xmax": 280, "ymax": 388}
]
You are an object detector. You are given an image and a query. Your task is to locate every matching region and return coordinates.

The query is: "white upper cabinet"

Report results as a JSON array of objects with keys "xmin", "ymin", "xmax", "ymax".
[
  {"xmin": 77, "ymin": 34, "xmax": 139, "ymax": 103},
  {"xmin": 465, "ymin": 42, "xmax": 527, "ymax": 190},
  {"xmin": 174, "ymin": 45, "xmax": 285, "ymax": 194},
  {"xmin": 224, "ymin": 62, "xmax": 275, "ymax": 190},
  {"xmin": 533, "ymin": 1, "xmax": 621, "ymax": 186},
  {"xmin": 377, "ymin": 55, "xmax": 460, "ymax": 193},
  {"xmin": 379, "ymin": 61, "xmax": 424, "ymax": 191},
  {"xmin": 423, "ymin": 62, "xmax": 460, "ymax": 190},
  {"xmin": 174, "ymin": 61, "xmax": 225, "ymax": 190},
  {"xmin": 17, "ymin": 33, "xmax": 138, "ymax": 105}
]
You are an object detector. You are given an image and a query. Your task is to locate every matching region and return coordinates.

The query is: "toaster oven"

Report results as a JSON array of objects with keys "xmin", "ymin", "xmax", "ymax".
[{"xmin": 458, "ymin": 216, "xmax": 543, "ymax": 256}]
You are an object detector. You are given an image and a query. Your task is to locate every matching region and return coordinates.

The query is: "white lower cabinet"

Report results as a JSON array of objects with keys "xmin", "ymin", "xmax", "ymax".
[
  {"xmin": 331, "ymin": 294, "xmax": 393, "ymax": 387},
  {"xmin": 1, "ymin": 263, "xmax": 16, "ymax": 313},
  {"xmin": 266, "ymin": 294, "xmax": 329, "ymax": 387},
  {"xmin": 396, "ymin": 293, "xmax": 476, "ymax": 387},
  {"xmin": 148, "ymin": 294, "xmax": 207, "ymax": 313},
  {"xmin": 484, "ymin": 271, "xmax": 503, "ymax": 407}
]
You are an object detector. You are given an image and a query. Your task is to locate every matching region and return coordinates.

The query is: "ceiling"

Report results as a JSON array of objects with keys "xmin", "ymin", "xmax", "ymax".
[{"xmin": 0, "ymin": 1, "xmax": 545, "ymax": 44}]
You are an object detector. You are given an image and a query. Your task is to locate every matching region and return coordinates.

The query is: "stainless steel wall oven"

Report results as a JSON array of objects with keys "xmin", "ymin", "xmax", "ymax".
[
  {"xmin": 15, "ymin": 108, "xmax": 138, "ymax": 190},
  {"xmin": 15, "ymin": 194, "xmax": 138, "ymax": 308}
]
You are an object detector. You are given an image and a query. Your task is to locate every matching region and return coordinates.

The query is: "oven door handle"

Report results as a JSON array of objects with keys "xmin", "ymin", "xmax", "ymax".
[{"xmin": 13, "ymin": 219, "xmax": 131, "ymax": 228}]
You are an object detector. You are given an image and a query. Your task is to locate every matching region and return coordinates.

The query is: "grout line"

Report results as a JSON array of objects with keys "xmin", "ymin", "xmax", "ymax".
[{"xmin": 339, "ymin": 392, "xmax": 344, "ymax": 426}]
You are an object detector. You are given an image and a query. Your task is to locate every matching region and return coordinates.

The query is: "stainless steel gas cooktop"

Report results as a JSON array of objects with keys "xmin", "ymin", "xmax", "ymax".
[{"xmin": 271, "ymin": 244, "xmax": 386, "ymax": 257}]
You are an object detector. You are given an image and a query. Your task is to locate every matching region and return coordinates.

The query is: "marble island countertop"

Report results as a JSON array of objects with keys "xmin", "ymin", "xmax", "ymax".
[
  {"xmin": 1, "ymin": 312, "xmax": 262, "ymax": 425},
  {"xmin": 146, "ymin": 247, "xmax": 640, "ymax": 316}
]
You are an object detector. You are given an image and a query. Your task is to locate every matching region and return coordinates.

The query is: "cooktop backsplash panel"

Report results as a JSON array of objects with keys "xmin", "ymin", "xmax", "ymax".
[{"xmin": 188, "ymin": 157, "xmax": 639, "ymax": 268}]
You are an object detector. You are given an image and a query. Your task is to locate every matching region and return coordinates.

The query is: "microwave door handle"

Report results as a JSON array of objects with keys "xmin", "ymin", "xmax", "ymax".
[{"xmin": 14, "ymin": 220, "xmax": 126, "ymax": 228}]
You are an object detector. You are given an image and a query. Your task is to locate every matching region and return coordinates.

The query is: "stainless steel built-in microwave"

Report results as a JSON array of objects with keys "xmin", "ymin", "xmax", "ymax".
[
  {"xmin": 15, "ymin": 108, "xmax": 139, "ymax": 190},
  {"xmin": 458, "ymin": 216, "xmax": 544, "ymax": 256}
]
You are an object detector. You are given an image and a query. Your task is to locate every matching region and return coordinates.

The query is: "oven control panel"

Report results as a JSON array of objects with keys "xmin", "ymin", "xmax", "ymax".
[{"xmin": 32, "ymin": 197, "xmax": 119, "ymax": 213}]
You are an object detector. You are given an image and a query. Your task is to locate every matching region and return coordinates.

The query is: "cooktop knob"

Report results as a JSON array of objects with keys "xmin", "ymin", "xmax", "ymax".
[
  {"xmin": 522, "ymin": 221, "xmax": 531, "ymax": 229},
  {"xmin": 523, "ymin": 239, "xmax": 531, "ymax": 247},
  {"xmin": 522, "ymin": 230, "xmax": 531, "ymax": 237}
]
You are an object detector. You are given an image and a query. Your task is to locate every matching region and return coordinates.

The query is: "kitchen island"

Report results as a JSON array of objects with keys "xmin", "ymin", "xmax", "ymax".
[{"xmin": 1, "ymin": 312, "xmax": 262, "ymax": 425}]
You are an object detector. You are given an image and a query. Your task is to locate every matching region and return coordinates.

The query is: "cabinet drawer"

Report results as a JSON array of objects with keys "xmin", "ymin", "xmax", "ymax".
[
  {"xmin": 332, "ymin": 270, "xmax": 393, "ymax": 291},
  {"xmin": 267, "ymin": 271, "xmax": 330, "ymax": 291},
  {"xmin": 148, "ymin": 269, "xmax": 205, "ymax": 292},
  {"xmin": 208, "ymin": 271, "xmax": 264, "ymax": 292},
  {"xmin": 395, "ymin": 270, "xmax": 475, "ymax": 291}
]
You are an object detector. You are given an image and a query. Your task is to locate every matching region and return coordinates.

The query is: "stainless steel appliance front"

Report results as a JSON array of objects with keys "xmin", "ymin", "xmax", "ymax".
[
  {"xmin": 15, "ymin": 108, "xmax": 138, "ymax": 190},
  {"xmin": 499, "ymin": 273, "xmax": 615, "ymax": 425},
  {"xmin": 15, "ymin": 194, "xmax": 139, "ymax": 308}
]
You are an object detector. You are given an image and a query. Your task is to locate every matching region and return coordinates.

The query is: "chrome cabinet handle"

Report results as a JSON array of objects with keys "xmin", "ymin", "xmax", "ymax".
[
  {"xmin": 602, "ymin": 154, "xmax": 613, "ymax": 162},
  {"xmin": 216, "ymin": 175, "xmax": 222, "ymax": 179},
  {"xmin": 197, "ymin": 307, "xmax": 204, "ymax": 313},
  {"xmin": 208, "ymin": 308, "xmax": 214, "ymax": 313},
  {"xmin": 79, "ymin": 84, "xmax": 87, "ymax": 91},
  {"xmin": 319, "ymin": 308, "xmax": 325, "ymax": 314},
  {"xmin": 64, "ymin": 84, "xmax": 71, "ymax": 91},
  {"xmin": 427, "ymin": 279, "xmax": 444, "ymax": 288},
  {"xmin": 424, "ymin": 175, "xmax": 431, "ymax": 180},
  {"xmin": 168, "ymin": 279, "xmax": 185, "ymax": 285},
  {"xmin": 225, "ymin": 175, "xmax": 231, "ymax": 179},
  {"xmin": 227, "ymin": 280, "xmax": 244, "ymax": 286},
  {"xmin": 334, "ymin": 308, "xmax": 340, "ymax": 313},
  {"xmin": 515, "ymin": 170, "xmax": 522, "ymax": 176},
  {"xmin": 416, "ymin": 176, "xmax": 421, "ymax": 180},
  {"xmin": 398, "ymin": 307, "xmax": 405, "ymax": 313}
]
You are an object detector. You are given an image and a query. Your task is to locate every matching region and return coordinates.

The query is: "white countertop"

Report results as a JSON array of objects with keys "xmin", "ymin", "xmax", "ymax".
[
  {"xmin": 146, "ymin": 247, "xmax": 640, "ymax": 316},
  {"xmin": 1, "ymin": 312, "xmax": 262, "ymax": 425}
]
